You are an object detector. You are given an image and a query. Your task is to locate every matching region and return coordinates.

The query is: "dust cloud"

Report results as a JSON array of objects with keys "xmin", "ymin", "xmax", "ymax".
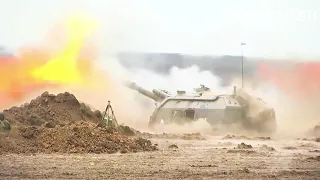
[
  {"xmin": 122, "ymin": 63, "xmax": 320, "ymax": 137},
  {"xmin": 10, "ymin": 53, "xmax": 319, "ymax": 138},
  {"xmin": 231, "ymin": 76, "xmax": 320, "ymax": 138},
  {"xmin": 57, "ymin": 61, "xmax": 232, "ymax": 133}
]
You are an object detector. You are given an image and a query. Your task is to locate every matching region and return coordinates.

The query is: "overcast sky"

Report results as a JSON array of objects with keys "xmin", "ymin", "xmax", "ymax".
[{"xmin": 0, "ymin": 0, "xmax": 319, "ymax": 59}]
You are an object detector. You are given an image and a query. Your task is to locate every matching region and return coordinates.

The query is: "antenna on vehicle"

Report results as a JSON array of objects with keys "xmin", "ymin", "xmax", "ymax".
[
  {"xmin": 233, "ymin": 86, "xmax": 237, "ymax": 96},
  {"xmin": 241, "ymin": 42, "xmax": 246, "ymax": 88}
]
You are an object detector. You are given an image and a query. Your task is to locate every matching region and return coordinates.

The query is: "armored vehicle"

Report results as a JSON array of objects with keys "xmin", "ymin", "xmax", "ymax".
[{"xmin": 124, "ymin": 81, "xmax": 277, "ymax": 134}]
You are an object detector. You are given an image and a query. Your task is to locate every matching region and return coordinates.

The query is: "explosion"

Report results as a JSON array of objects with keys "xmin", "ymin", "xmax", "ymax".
[{"xmin": 0, "ymin": 15, "xmax": 102, "ymax": 109}]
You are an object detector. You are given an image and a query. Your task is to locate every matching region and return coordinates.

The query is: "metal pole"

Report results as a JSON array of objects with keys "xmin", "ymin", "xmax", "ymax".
[{"xmin": 241, "ymin": 43, "xmax": 244, "ymax": 88}]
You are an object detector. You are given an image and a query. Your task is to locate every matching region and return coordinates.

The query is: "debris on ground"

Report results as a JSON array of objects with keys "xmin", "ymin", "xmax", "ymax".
[
  {"xmin": 226, "ymin": 143, "xmax": 256, "ymax": 154},
  {"xmin": 314, "ymin": 137, "xmax": 320, "ymax": 142},
  {"xmin": 0, "ymin": 91, "xmax": 158, "ymax": 154},
  {"xmin": 283, "ymin": 146, "xmax": 298, "ymax": 150},
  {"xmin": 227, "ymin": 149, "xmax": 256, "ymax": 154},
  {"xmin": 237, "ymin": 142, "xmax": 253, "ymax": 149},
  {"xmin": 139, "ymin": 132, "xmax": 205, "ymax": 140},
  {"xmin": 222, "ymin": 134, "xmax": 251, "ymax": 140},
  {"xmin": 309, "ymin": 150, "xmax": 320, "ymax": 153},
  {"xmin": 181, "ymin": 133, "xmax": 206, "ymax": 140},
  {"xmin": 222, "ymin": 134, "xmax": 271, "ymax": 141},
  {"xmin": 306, "ymin": 156, "xmax": 320, "ymax": 161},
  {"xmin": 259, "ymin": 144, "xmax": 275, "ymax": 151},
  {"xmin": 222, "ymin": 134, "xmax": 235, "ymax": 139},
  {"xmin": 253, "ymin": 137, "xmax": 271, "ymax": 140},
  {"xmin": 168, "ymin": 144, "xmax": 178, "ymax": 149},
  {"xmin": 298, "ymin": 142, "xmax": 316, "ymax": 148},
  {"xmin": 190, "ymin": 164, "xmax": 217, "ymax": 168},
  {"xmin": 241, "ymin": 167, "xmax": 250, "ymax": 173},
  {"xmin": 217, "ymin": 142, "xmax": 235, "ymax": 146},
  {"xmin": 296, "ymin": 138, "xmax": 312, "ymax": 141}
]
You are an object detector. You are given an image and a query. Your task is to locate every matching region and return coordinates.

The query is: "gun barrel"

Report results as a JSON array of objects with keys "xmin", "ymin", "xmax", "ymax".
[
  {"xmin": 123, "ymin": 81, "xmax": 160, "ymax": 101},
  {"xmin": 152, "ymin": 89, "xmax": 169, "ymax": 99}
]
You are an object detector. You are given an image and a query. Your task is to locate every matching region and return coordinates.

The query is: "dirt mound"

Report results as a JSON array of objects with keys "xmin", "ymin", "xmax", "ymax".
[
  {"xmin": 3, "ymin": 91, "xmax": 101, "ymax": 126},
  {"xmin": 0, "ymin": 121, "xmax": 157, "ymax": 154},
  {"xmin": 0, "ymin": 91, "xmax": 158, "ymax": 154}
]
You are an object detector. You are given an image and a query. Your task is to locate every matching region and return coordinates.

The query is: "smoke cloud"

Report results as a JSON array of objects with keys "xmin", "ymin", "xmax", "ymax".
[
  {"xmin": 46, "ymin": 49, "xmax": 314, "ymax": 138},
  {"xmin": 116, "ymin": 61, "xmax": 318, "ymax": 137}
]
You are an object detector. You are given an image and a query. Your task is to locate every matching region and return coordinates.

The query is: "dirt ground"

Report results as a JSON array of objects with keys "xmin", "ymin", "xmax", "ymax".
[{"xmin": 1, "ymin": 134, "xmax": 320, "ymax": 180}]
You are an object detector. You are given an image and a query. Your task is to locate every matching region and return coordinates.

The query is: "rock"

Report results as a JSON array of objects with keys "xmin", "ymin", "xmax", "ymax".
[
  {"xmin": 168, "ymin": 144, "xmax": 178, "ymax": 149},
  {"xmin": 237, "ymin": 143, "xmax": 253, "ymax": 149},
  {"xmin": 44, "ymin": 121, "xmax": 56, "ymax": 128},
  {"xmin": 93, "ymin": 110, "xmax": 102, "ymax": 119},
  {"xmin": 260, "ymin": 144, "xmax": 275, "ymax": 151},
  {"xmin": 118, "ymin": 125, "xmax": 135, "ymax": 136}
]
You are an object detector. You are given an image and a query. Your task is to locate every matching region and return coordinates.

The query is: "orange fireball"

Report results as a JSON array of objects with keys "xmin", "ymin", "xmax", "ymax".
[{"xmin": 0, "ymin": 15, "xmax": 100, "ymax": 109}]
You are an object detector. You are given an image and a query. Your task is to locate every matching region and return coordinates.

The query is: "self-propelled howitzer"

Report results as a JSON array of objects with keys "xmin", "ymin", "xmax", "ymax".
[{"xmin": 123, "ymin": 81, "xmax": 277, "ymax": 135}]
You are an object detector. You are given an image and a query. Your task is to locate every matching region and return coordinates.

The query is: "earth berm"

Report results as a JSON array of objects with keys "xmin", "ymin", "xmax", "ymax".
[{"xmin": 0, "ymin": 91, "xmax": 157, "ymax": 154}]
